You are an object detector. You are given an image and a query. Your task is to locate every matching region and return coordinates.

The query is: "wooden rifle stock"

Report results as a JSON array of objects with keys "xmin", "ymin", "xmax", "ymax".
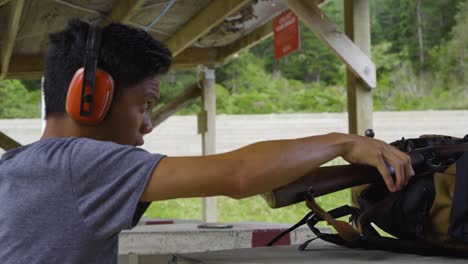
[{"xmin": 261, "ymin": 164, "xmax": 383, "ymax": 209}]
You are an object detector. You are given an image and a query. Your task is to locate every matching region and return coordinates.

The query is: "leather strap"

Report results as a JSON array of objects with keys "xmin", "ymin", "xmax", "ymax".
[{"xmin": 305, "ymin": 194, "xmax": 362, "ymax": 241}]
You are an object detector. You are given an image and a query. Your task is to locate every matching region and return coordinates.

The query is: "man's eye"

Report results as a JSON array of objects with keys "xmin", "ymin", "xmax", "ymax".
[{"xmin": 145, "ymin": 102, "xmax": 153, "ymax": 111}]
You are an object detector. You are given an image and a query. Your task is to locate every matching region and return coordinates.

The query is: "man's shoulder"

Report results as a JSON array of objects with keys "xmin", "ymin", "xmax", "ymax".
[
  {"xmin": 1, "ymin": 137, "xmax": 135, "ymax": 163},
  {"xmin": 69, "ymin": 137, "xmax": 147, "ymax": 156},
  {"xmin": 38, "ymin": 137, "xmax": 132, "ymax": 153}
]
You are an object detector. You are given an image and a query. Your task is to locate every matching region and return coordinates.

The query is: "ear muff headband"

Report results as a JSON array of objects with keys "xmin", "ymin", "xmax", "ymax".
[
  {"xmin": 81, "ymin": 26, "xmax": 101, "ymax": 117},
  {"xmin": 66, "ymin": 25, "xmax": 114, "ymax": 125}
]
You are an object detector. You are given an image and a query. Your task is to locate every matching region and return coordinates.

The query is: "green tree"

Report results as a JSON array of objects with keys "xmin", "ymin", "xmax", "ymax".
[
  {"xmin": 372, "ymin": 0, "xmax": 462, "ymax": 72},
  {"xmin": 250, "ymin": 0, "xmax": 344, "ymax": 85}
]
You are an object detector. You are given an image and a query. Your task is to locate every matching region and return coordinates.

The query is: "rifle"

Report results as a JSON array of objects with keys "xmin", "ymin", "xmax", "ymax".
[{"xmin": 262, "ymin": 134, "xmax": 468, "ymax": 209}]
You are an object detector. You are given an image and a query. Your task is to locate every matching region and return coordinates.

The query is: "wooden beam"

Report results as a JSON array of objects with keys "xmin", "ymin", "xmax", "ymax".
[
  {"xmin": 7, "ymin": 49, "xmax": 221, "ymax": 78},
  {"xmin": 282, "ymin": 0, "xmax": 376, "ymax": 88},
  {"xmin": 5, "ymin": 54, "xmax": 44, "ymax": 79},
  {"xmin": 0, "ymin": 0, "xmax": 11, "ymax": 7},
  {"xmin": 6, "ymin": 44, "xmax": 233, "ymax": 78},
  {"xmin": 150, "ymin": 82, "xmax": 202, "ymax": 127},
  {"xmin": 0, "ymin": 131, "xmax": 22, "ymax": 151},
  {"xmin": 1, "ymin": 0, "xmax": 25, "ymax": 79},
  {"xmin": 219, "ymin": 21, "xmax": 274, "ymax": 62},
  {"xmin": 165, "ymin": 0, "xmax": 251, "ymax": 57},
  {"xmin": 172, "ymin": 47, "xmax": 221, "ymax": 69},
  {"xmin": 104, "ymin": 0, "xmax": 146, "ymax": 24}
]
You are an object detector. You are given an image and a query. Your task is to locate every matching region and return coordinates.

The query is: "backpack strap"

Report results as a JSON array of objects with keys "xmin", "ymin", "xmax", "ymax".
[
  {"xmin": 450, "ymin": 152, "xmax": 468, "ymax": 241},
  {"xmin": 310, "ymin": 231, "xmax": 466, "ymax": 256},
  {"xmin": 266, "ymin": 211, "xmax": 314, "ymax": 246},
  {"xmin": 303, "ymin": 204, "xmax": 468, "ymax": 257}
]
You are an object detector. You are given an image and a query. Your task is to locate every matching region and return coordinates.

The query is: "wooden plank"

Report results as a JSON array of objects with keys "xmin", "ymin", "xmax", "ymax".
[
  {"xmin": 0, "ymin": 131, "xmax": 22, "ymax": 151},
  {"xmin": 219, "ymin": 21, "xmax": 274, "ymax": 62},
  {"xmin": 344, "ymin": 0, "xmax": 374, "ymax": 207},
  {"xmin": 6, "ymin": 45, "xmax": 225, "ymax": 77},
  {"xmin": 200, "ymin": 68, "xmax": 217, "ymax": 223},
  {"xmin": 1, "ymin": 0, "xmax": 25, "ymax": 79},
  {"xmin": 165, "ymin": 0, "xmax": 251, "ymax": 57},
  {"xmin": 150, "ymin": 82, "xmax": 202, "ymax": 127},
  {"xmin": 7, "ymin": 48, "xmax": 221, "ymax": 78},
  {"xmin": 282, "ymin": 0, "xmax": 376, "ymax": 88},
  {"xmin": 104, "ymin": 0, "xmax": 146, "ymax": 24},
  {"xmin": 172, "ymin": 47, "xmax": 221, "ymax": 69},
  {"xmin": 6, "ymin": 54, "xmax": 44, "ymax": 79},
  {"xmin": 0, "ymin": 0, "xmax": 10, "ymax": 7}
]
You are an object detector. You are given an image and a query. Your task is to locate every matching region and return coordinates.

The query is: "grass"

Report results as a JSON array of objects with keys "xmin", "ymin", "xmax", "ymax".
[{"xmin": 145, "ymin": 189, "xmax": 351, "ymax": 224}]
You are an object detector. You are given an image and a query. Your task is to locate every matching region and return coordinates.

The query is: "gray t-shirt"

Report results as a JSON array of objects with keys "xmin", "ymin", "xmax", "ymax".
[{"xmin": 0, "ymin": 137, "xmax": 164, "ymax": 263}]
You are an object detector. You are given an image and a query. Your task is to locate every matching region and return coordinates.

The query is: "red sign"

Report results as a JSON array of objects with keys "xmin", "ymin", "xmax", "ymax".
[{"xmin": 273, "ymin": 10, "xmax": 300, "ymax": 59}]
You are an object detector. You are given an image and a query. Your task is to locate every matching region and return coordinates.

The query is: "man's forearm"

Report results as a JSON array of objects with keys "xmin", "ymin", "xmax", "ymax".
[{"xmin": 229, "ymin": 132, "xmax": 350, "ymax": 199}]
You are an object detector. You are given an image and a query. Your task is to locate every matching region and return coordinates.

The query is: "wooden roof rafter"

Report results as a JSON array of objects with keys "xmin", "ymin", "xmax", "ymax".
[
  {"xmin": 219, "ymin": 20, "xmax": 274, "ymax": 62},
  {"xmin": 171, "ymin": 20, "xmax": 274, "ymax": 69},
  {"xmin": 104, "ymin": 0, "xmax": 147, "ymax": 24},
  {"xmin": 0, "ymin": 0, "xmax": 25, "ymax": 80},
  {"xmin": 167, "ymin": 0, "xmax": 251, "ymax": 58},
  {"xmin": 0, "ymin": 0, "xmax": 11, "ymax": 7}
]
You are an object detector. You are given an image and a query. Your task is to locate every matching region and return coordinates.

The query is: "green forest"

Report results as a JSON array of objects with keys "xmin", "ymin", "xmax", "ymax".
[{"xmin": 1, "ymin": 0, "xmax": 467, "ymax": 118}]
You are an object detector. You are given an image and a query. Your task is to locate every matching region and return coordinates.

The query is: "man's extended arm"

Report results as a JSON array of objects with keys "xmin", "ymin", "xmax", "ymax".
[{"xmin": 140, "ymin": 132, "xmax": 413, "ymax": 202}]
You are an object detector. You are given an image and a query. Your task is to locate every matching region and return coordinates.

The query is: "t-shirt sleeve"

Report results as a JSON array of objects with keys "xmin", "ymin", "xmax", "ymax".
[{"xmin": 69, "ymin": 139, "xmax": 164, "ymax": 239}]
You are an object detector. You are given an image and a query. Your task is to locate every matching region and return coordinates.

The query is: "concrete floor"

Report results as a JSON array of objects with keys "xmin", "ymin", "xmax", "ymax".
[{"xmin": 121, "ymin": 241, "xmax": 468, "ymax": 264}]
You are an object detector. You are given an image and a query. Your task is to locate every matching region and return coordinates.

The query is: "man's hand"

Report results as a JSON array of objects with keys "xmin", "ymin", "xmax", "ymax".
[{"xmin": 340, "ymin": 133, "xmax": 415, "ymax": 192}]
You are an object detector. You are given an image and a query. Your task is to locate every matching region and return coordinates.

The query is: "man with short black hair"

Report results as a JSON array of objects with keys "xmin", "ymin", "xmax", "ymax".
[{"xmin": 0, "ymin": 19, "xmax": 413, "ymax": 263}]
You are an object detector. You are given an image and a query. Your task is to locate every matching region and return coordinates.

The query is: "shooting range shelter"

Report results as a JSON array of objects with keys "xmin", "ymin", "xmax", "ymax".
[{"xmin": 0, "ymin": 0, "xmax": 375, "ymax": 246}]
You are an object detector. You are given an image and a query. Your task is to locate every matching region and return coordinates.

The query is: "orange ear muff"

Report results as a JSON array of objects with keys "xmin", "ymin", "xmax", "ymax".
[{"xmin": 66, "ymin": 67, "xmax": 114, "ymax": 125}]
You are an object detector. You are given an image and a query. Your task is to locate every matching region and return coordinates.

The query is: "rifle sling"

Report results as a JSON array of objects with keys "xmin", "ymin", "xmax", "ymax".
[
  {"xmin": 305, "ymin": 194, "xmax": 362, "ymax": 241},
  {"xmin": 305, "ymin": 191, "xmax": 400, "ymax": 242}
]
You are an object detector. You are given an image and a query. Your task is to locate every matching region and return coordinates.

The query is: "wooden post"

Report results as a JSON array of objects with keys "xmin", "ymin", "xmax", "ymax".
[
  {"xmin": 41, "ymin": 76, "xmax": 46, "ymax": 133},
  {"xmin": 344, "ymin": 0, "xmax": 373, "ymax": 206},
  {"xmin": 200, "ymin": 68, "xmax": 217, "ymax": 223}
]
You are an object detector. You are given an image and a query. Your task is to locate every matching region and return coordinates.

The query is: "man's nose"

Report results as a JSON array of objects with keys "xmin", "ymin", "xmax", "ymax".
[{"xmin": 141, "ymin": 116, "xmax": 153, "ymax": 134}]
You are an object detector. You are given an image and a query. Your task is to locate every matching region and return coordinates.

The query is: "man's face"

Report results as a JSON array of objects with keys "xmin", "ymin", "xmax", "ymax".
[{"xmin": 101, "ymin": 77, "xmax": 160, "ymax": 146}]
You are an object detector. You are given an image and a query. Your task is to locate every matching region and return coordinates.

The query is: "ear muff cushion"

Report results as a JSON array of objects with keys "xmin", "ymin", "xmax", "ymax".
[{"xmin": 66, "ymin": 67, "xmax": 114, "ymax": 125}]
